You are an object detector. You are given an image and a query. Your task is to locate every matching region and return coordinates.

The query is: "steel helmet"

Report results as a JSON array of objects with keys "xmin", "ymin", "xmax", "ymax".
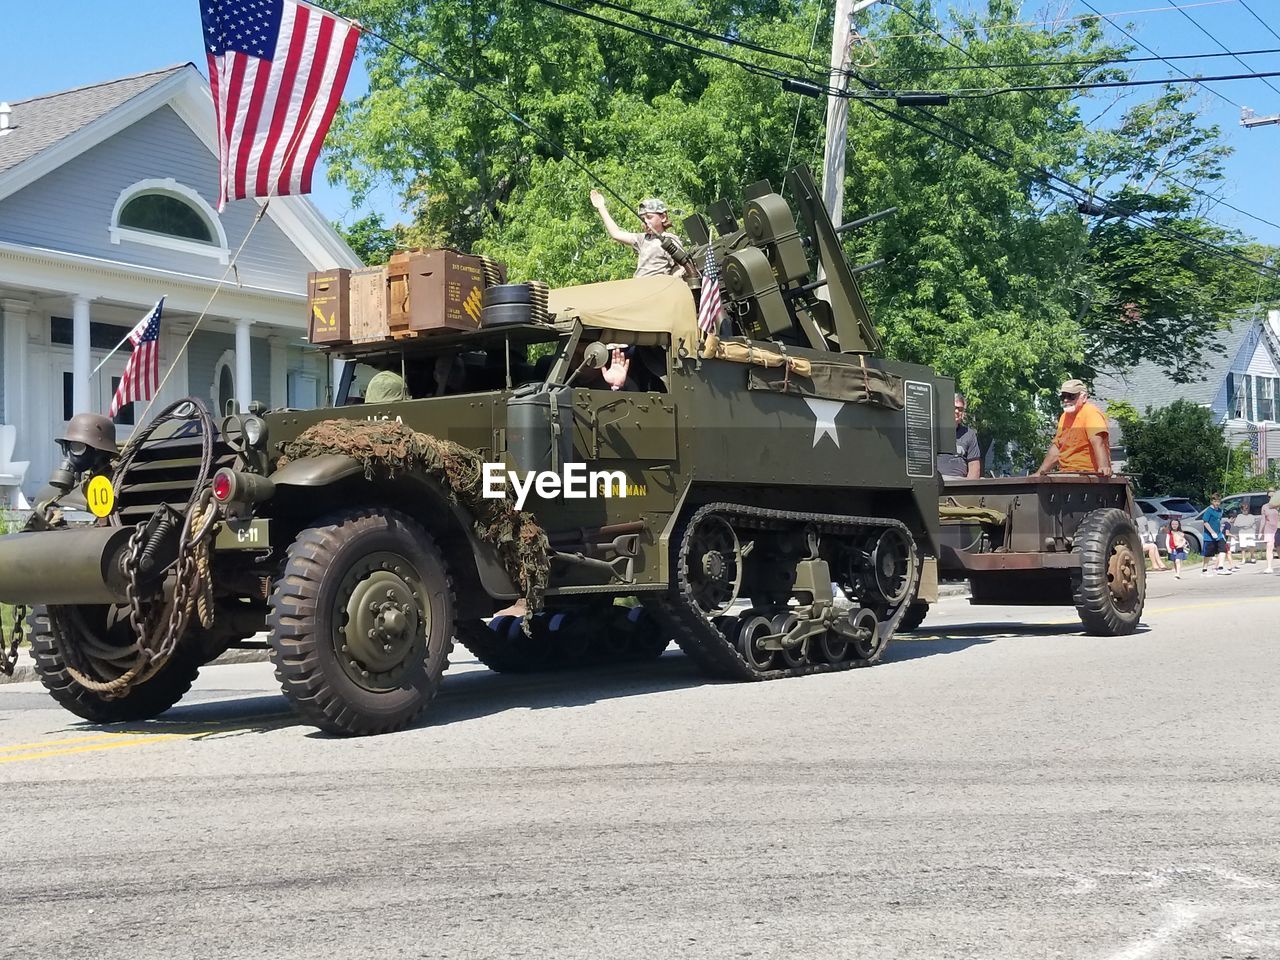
[
  {"xmin": 59, "ymin": 413, "xmax": 118, "ymax": 456},
  {"xmin": 637, "ymin": 198, "xmax": 668, "ymax": 215}
]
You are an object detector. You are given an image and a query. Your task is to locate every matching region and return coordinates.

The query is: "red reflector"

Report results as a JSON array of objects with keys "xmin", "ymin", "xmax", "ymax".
[{"xmin": 212, "ymin": 472, "xmax": 233, "ymax": 502}]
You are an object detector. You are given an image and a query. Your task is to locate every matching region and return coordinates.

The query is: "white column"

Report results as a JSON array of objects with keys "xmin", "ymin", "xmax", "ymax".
[
  {"xmin": 235, "ymin": 318, "xmax": 253, "ymax": 411},
  {"xmin": 2, "ymin": 298, "xmax": 32, "ymax": 443},
  {"xmin": 72, "ymin": 294, "xmax": 92, "ymax": 414}
]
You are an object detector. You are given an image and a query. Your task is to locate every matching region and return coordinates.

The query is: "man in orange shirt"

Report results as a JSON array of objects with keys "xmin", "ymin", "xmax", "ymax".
[{"xmin": 1033, "ymin": 378, "xmax": 1112, "ymax": 477}]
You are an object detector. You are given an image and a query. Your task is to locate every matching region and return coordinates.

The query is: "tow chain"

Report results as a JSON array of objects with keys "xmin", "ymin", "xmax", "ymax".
[
  {"xmin": 51, "ymin": 398, "xmax": 221, "ymax": 697},
  {"xmin": 1, "ymin": 602, "xmax": 26, "ymax": 677}
]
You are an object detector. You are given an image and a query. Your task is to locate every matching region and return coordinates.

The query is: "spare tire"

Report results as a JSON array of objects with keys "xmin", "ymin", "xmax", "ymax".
[
  {"xmin": 482, "ymin": 303, "xmax": 534, "ymax": 327},
  {"xmin": 483, "ymin": 283, "xmax": 533, "ymax": 307}
]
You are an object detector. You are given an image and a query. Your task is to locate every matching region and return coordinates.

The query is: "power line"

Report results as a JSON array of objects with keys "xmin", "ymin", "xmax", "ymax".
[
  {"xmin": 1079, "ymin": 0, "xmax": 1241, "ymax": 107},
  {"xmin": 856, "ymin": 68, "xmax": 1280, "ymax": 98},
  {"xmin": 1163, "ymin": 0, "xmax": 1280, "ymax": 99},
  {"xmin": 345, "ymin": 24, "xmax": 646, "ymax": 221},
  {"xmin": 1239, "ymin": 0, "xmax": 1280, "ymax": 44},
  {"xmin": 486, "ymin": 0, "xmax": 1280, "ymax": 277},
  {"xmin": 859, "ymin": 45, "xmax": 1280, "ymax": 72},
  {"xmin": 578, "ymin": 0, "xmax": 816, "ymax": 69},
  {"xmin": 870, "ymin": 0, "xmax": 1242, "ymax": 44},
  {"xmin": 882, "ymin": 1, "xmax": 1280, "ymax": 234}
]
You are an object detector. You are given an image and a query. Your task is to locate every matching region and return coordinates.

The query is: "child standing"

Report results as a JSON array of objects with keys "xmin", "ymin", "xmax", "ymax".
[
  {"xmin": 1166, "ymin": 519, "xmax": 1188, "ymax": 579},
  {"xmin": 1201, "ymin": 494, "xmax": 1230, "ymax": 575}
]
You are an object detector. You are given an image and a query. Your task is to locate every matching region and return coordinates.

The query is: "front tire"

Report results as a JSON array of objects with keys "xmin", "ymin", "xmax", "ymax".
[
  {"xmin": 1073, "ymin": 508, "xmax": 1145, "ymax": 636},
  {"xmin": 267, "ymin": 509, "xmax": 454, "ymax": 736},
  {"xmin": 28, "ymin": 605, "xmax": 202, "ymax": 723}
]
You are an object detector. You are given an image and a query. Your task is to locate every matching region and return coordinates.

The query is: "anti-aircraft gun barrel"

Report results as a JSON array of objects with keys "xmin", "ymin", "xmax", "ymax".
[
  {"xmin": 834, "ymin": 206, "xmax": 898, "ymax": 235},
  {"xmin": 783, "ymin": 258, "xmax": 887, "ymax": 298}
]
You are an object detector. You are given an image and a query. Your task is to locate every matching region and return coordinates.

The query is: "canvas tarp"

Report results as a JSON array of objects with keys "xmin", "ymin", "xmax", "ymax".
[
  {"xmin": 746, "ymin": 358, "xmax": 905, "ymax": 409},
  {"xmin": 547, "ymin": 275, "xmax": 698, "ymax": 344}
]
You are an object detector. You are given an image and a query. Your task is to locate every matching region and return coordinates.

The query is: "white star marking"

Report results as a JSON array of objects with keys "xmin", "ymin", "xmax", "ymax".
[{"xmin": 804, "ymin": 397, "xmax": 844, "ymax": 448}]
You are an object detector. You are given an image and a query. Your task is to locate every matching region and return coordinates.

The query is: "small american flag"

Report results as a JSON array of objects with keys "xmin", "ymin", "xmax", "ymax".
[
  {"xmin": 201, "ymin": 0, "xmax": 361, "ymax": 210},
  {"xmin": 109, "ymin": 300, "xmax": 164, "ymax": 419},
  {"xmin": 698, "ymin": 247, "xmax": 723, "ymax": 336}
]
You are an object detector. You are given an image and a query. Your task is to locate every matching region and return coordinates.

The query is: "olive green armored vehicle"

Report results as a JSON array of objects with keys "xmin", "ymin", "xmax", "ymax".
[{"xmin": 0, "ymin": 166, "xmax": 954, "ymax": 735}]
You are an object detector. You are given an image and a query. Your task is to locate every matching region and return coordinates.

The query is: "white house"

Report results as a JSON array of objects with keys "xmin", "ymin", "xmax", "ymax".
[
  {"xmin": 1094, "ymin": 311, "xmax": 1280, "ymax": 472},
  {"xmin": 0, "ymin": 64, "xmax": 361, "ymax": 501}
]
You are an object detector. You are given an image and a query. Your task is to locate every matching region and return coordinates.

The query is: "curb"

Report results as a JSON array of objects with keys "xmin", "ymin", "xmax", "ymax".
[{"xmin": 1, "ymin": 644, "xmax": 271, "ymax": 686}]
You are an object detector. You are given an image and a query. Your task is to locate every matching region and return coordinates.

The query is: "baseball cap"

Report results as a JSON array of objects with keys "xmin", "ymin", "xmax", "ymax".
[
  {"xmin": 1059, "ymin": 378, "xmax": 1087, "ymax": 395},
  {"xmin": 637, "ymin": 198, "xmax": 668, "ymax": 215}
]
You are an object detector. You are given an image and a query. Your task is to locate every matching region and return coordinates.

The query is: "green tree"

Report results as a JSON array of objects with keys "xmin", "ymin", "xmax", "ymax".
[
  {"xmin": 1119, "ymin": 400, "xmax": 1227, "ymax": 502},
  {"xmin": 336, "ymin": 212, "xmax": 399, "ymax": 265}
]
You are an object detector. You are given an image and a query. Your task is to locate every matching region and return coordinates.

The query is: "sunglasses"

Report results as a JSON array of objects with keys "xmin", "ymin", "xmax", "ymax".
[{"xmin": 1059, "ymin": 392, "xmax": 1079, "ymax": 402}]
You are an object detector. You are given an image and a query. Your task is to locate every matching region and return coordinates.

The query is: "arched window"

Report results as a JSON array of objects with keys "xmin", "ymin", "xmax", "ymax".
[
  {"xmin": 119, "ymin": 193, "xmax": 213, "ymax": 242},
  {"xmin": 110, "ymin": 179, "xmax": 229, "ymax": 263},
  {"xmin": 212, "ymin": 350, "xmax": 237, "ymax": 415}
]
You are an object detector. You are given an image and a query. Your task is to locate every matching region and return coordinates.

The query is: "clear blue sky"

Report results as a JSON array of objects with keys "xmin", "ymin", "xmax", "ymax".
[{"xmin": 1, "ymin": 0, "xmax": 1278, "ymax": 244}]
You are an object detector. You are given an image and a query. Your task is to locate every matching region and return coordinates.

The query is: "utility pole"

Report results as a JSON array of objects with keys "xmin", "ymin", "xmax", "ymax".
[
  {"xmin": 822, "ymin": 0, "xmax": 884, "ymax": 222},
  {"xmin": 1241, "ymin": 106, "xmax": 1280, "ymax": 129}
]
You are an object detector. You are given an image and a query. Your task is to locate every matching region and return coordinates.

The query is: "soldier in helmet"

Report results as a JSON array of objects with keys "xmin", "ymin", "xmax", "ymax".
[
  {"xmin": 32, "ymin": 413, "xmax": 119, "ymax": 522},
  {"xmin": 590, "ymin": 190, "xmax": 694, "ymax": 279}
]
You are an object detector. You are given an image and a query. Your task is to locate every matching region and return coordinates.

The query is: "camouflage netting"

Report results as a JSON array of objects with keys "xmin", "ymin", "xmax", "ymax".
[{"xmin": 278, "ymin": 420, "xmax": 551, "ymax": 615}]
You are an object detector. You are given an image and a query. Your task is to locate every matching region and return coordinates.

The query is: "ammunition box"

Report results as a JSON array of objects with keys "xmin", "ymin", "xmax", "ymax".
[
  {"xmin": 307, "ymin": 269, "xmax": 351, "ymax": 345},
  {"xmin": 350, "ymin": 265, "xmax": 390, "ymax": 343},
  {"xmin": 387, "ymin": 249, "xmax": 487, "ymax": 337}
]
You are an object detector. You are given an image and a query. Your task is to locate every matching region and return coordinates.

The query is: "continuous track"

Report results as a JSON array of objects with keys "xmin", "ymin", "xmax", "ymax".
[{"xmin": 646, "ymin": 502, "xmax": 919, "ymax": 681}]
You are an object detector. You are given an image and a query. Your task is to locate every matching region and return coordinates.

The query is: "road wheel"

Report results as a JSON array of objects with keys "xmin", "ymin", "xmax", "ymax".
[
  {"xmin": 267, "ymin": 509, "xmax": 454, "ymax": 736},
  {"xmin": 899, "ymin": 601, "xmax": 930, "ymax": 632},
  {"xmin": 27, "ymin": 604, "xmax": 201, "ymax": 723},
  {"xmin": 1073, "ymin": 508, "xmax": 1145, "ymax": 637}
]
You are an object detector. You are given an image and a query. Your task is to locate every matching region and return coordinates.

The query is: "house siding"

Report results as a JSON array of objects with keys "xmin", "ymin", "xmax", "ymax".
[
  {"xmin": 187, "ymin": 329, "xmax": 273, "ymax": 410},
  {"xmin": 0, "ymin": 322, "xmax": 6, "ymax": 424},
  {"xmin": 0, "ymin": 106, "xmax": 313, "ymax": 293}
]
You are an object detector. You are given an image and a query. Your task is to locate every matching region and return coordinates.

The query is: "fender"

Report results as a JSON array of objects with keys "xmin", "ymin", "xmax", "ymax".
[{"xmin": 267, "ymin": 455, "xmax": 518, "ymax": 600}]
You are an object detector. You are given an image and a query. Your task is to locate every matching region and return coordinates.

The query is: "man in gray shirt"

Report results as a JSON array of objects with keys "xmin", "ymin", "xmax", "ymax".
[{"xmin": 938, "ymin": 392, "xmax": 981, "ymax": 478}]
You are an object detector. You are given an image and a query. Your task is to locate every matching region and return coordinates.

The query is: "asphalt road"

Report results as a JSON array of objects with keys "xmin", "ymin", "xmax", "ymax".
[{"xmin": 2, "ymin": 569, "xmax": 1279, "ymax": 960}]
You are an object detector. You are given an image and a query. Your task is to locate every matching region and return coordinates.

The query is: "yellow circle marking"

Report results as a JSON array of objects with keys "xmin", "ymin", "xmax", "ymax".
[{"xmin": 86, "ymin": 475, "xmax": 116, "ymax": 518}]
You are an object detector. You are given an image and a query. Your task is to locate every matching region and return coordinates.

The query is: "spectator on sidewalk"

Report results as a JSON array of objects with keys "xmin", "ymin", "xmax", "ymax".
[
  {"xmin": 1166, "ymin": 518, "xmax": 1188, "ymax": 579},
  {"xmin": 1263, "ymin": 490, "xmax": 1280, "ymax": 574},
  {"xmin": 1201, "ymin": 494, "xmax": 1230, "ymax": 576},
  {"xmin": 1138, "ymin": 516, "xmax": 1168, "ymax": 571},
  {"xmin": 1234, "ymin": 500, "xmax": 1260, "ymax": 564}
]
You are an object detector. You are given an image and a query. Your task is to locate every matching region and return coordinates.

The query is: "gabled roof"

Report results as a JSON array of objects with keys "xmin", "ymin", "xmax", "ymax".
[
  {"xmin": 1093, "ymin": 317, "xmax": 1257, "ymax": 413},
  {"xmin": 0, "ymin": 66, "xmax": 188, "ymax": 177},
  {"xmin": 0, "ymin": 64, "xmax": 359, "ymax": 271}
]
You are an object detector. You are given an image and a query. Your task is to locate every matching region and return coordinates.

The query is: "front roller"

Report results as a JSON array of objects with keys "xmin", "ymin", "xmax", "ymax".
[
  {"xmin": 266, "ymin": 508, "xmax": 455, "ymax": 736},
  {"xmin": 27, "ymin": 605, "xmax": 203, "ymax": 723},
  {"xmin": 1073, "ymin": 507, "xmax": 1145, "ymax": 636}
]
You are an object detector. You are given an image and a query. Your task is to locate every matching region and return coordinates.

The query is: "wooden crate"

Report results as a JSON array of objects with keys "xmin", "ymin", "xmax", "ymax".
[
  {"xmin": 388, "ymin": 250, "xmax": 488, "ymax": 337},
  {"xmin": 307, "ymin": 269, "xmax": 351, "ymax": 345},
  {"xmin": 350, "ymin": 266, "xmax": 390, "ymax": 343}
]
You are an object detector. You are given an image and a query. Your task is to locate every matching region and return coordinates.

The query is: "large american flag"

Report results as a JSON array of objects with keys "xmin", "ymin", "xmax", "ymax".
[
  {"xmin": 109, "ymin": 300, "xmax": 164, "ymax": 419},
  {"xmin": 201, "ymin": 0, "xmax": 361, "ymax": 210},
  {"xmin": 698, "ymin": 247, "xmax": 723, "ymax": 337}
]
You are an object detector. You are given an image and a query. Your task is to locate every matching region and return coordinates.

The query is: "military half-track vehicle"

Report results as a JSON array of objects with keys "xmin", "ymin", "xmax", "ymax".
[{"xmin": 0, "ymin": 166, "xmax": 954, "ymax": 735}]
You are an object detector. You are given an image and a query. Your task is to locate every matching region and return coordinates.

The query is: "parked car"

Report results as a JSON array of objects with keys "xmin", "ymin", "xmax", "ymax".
[
  {"xmin": 1176, "ymin": 492, "xmax": 1272, "ymax": 555},
  {"xmin": 1135, "ymin": 496, "xmax": 1201, "ymax": 522}
]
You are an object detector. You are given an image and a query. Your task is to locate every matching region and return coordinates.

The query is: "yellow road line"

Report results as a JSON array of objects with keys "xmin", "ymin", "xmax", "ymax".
[
  {"xmin": 1144, "ymin": 595, "xmax": 1280, "ymax": 616},
  {"xmin": 0, "ymin": 733, "xmax": 127, "ymax": 754},
  {"xmin": 0, "ymin": 733, "xmax": 192, "ymax": 765}
]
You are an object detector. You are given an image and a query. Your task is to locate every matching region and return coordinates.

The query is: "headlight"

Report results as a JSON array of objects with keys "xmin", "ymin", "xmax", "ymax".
[{"xmin": 242, "ymin": 416, "xmax": 267, "ymax": 449}]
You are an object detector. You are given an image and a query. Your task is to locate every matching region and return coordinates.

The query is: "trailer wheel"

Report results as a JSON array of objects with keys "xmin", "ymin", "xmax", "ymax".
[
  {"xmin": 899, "ymin": 601, "xmax": 930, "ymax": 632},
  {"xmin": 267, "ymin": 509, "xmax": 454, "ymax": 736},
  {"xmin": 1073, "ymin": 508, "xmax": 1145, "ymax": 636},
  {"xmin": 27, "ymin": 605, "xmax": 202, "ymax": 723}
]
